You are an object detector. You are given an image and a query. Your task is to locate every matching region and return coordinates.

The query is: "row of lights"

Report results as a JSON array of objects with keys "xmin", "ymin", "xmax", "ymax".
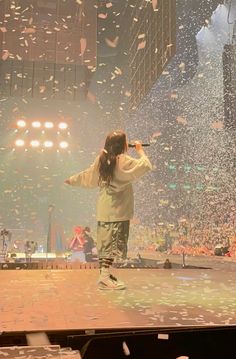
[
  {"xmin": 17, "ymin": 120, "xmax": 68, "ymax": 130},
  {"xmin": 15, "ymin": 139, "xmax": 69, "ymax": 148}
]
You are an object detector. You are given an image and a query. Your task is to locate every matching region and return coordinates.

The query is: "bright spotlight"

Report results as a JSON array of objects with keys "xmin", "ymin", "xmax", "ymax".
[
  {"xmin": 15, "ymin": 139, "xmax": 25, "ymax": 147},
  {"xmin": 58, "ymin": 122, "xmax": 68, "ymax": 130},
  {"xmin": 44, "ymin": 122, "xmax": 54, "ymax": 129},
  {"xmin": 59, "ymin": 141, "xmax": 69, "ymax": 149},
  {"xmin": 30, "ymin": 140, "xmax": 40, "ymax": 148},
  {"xmin": 17, "ymin": 120, "xmax": 26, "ymax": 128},
  {"xmin": 32, "ymin": 121, "xmax": 41, "ymax": 128},
  {"xmin": 43, "ymin": 140, "xmax": 53, "ymax": 148}
]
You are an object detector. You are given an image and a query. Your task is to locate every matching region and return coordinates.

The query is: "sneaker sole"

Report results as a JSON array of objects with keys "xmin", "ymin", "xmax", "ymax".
[{"xmin": 98, "ymin": 282, "xmax": 126, "ymax": 290}]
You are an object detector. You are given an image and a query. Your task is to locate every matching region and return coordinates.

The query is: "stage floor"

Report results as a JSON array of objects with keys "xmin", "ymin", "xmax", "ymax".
[{"xmin": 1, "ymin": 255, "xmax": 236, "ymax": 333}]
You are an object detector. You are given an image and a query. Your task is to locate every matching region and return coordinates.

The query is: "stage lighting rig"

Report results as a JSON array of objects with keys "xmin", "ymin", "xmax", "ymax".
[
  {"xmin": 15, "ymin": 139, "xmax": 25, "ymax": 147},
  {"xmin": 223, "ymin": 20, "xmax": 236, "ymax": 129},
  {"xmin": 0, "ymin": 229, "xmax": 11, "ymax": 237},
  {"xmin": 44, "ymin": 122, "xmax": 54, "ymax": 129},
  {"xmin": 0, "ymin": 229, "xmax": 12, "ymax": 260},
  {"xmin": 30, "ymin": 140, "xmax": 40, "ymax": 148},
  {"xmin": 12, "ymin": 118, "xmax": 71, "ymax": 151},
  {"xmin": 43, "ymin": 141, "xmax": 54, "ymax": 148},
  {"xmin": 58, "ymin": 122, "xmax": 68, "ymax": 130},
  {"xmin": 59, "ymin": 141, "xmax": 69, "ymax": 149},
  {"xmin": 32, "ymin": 121, "xmax": 41, "ymax": 128},
  {"xmin": 127, "ymin": 0, "xmax": 176, "ymax": 109},
  {"xmin": 16, "ymin": 120, "xmax": 26, "ymax": 128}
]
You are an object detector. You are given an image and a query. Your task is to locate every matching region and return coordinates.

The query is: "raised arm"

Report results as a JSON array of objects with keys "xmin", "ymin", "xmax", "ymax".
[{"xmin": 65, "ymin": 157, "xmax": 99, "ymax": 188}]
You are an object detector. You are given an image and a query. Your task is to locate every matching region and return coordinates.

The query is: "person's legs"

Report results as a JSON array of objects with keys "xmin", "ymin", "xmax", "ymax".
[
  {"xmin": 115, "ymin": 220, "xmax": 130, "ymax": 261},
  {"xmin": 96, "ymin": 221, "xmax": 129, "ymax": 290},
  {"xmin": 97, "ymin": 221, "xmax": 114, "ymax": 273}
]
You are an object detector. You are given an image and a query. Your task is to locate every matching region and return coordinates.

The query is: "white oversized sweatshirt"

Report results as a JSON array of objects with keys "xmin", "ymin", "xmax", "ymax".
[{"xmin": 68, "ymin": 151, "xmax": 152, "ymax": 222}]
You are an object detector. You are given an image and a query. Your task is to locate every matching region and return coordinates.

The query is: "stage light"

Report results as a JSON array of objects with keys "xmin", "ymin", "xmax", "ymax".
[
  {"xmin": 15, "ymin": 139, "xmax": 25, "ymax": 147},
  {"xmin": 59, "ymin": 141, "xmax": 69, "ymax": 149},
  {"xmin": 44, "ymin": 122, "xmax": 54, "ymax": 129},
  {"xmin": 58, "ymin": 122, "xmax": 68, "ymax": 130},
  {"xmin": 43, "ymin": 141, "xmax": 53, "ymax": 148},
  {"xmin": 17, "ymin": 120, "xmax": 26, "ymax": 128},
  {"xmin": 32, "ymin": 121, "xmax": 41, "ymax": 128},
  {"xmin": 30, "ymin": 140, "xmax": 40, "ymax": 148}
]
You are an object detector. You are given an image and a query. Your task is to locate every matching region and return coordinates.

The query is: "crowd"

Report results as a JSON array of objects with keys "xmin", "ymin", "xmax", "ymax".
[{"xmin": 129, "ymin": 215, "xmax": 236, "ymax": 257}]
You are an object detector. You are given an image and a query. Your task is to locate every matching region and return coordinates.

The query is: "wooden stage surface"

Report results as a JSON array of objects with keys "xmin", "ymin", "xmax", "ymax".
[{"xmin": 1, "ymin": 255, "xmax": 236, "ymax": 334}]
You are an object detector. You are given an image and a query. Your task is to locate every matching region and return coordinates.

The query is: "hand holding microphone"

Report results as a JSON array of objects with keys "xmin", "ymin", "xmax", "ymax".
[
  {"xmin": 134, "ymin": 141, "xmax": 143, "ymax": 153},
  {"xmin": 128, "ymin": 141, "xmax": 150, "ymax": 153},
  {"xmin": 128, "ymin": 132, "xmax": 161, "ymax": 149}
]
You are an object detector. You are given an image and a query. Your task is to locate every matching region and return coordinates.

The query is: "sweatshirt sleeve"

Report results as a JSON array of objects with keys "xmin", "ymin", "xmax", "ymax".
[
  {"xmin": 118, "ymin": 152, "xmax": 152, "ymax": 181},
  {"xmin": 68, "ymin": 157, "xmax": 99, "ymax": 188}
]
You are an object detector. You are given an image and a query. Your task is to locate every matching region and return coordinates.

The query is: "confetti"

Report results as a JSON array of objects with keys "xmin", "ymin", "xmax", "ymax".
[
  {"xmin": 152, "ymin": 0, "xmax": 158, "ymax": 10},
  {"xmin": 211, "ymin": 121, "xmax": 224, "ymax": 129},
  {"xmin": 98, "ymin": 13, "xmax": 108, "ymax": 19},
  {"xmin": 2, "ymin": 50, "xmax": 9, "ymax": 61},
  {"xmin": 137, "ymin": 40, "xmax": 146, "ymax": 50},
  {"xmin": 176, "ymin": 116, "xmax": 187, "ymax": 125},
  {"xmin": 105, "ymin": 36, "xmax": 119, "ymax": 48},
  {"xmin": 122, "ymin": 341, "xmax": 130, "ymax": 356}
]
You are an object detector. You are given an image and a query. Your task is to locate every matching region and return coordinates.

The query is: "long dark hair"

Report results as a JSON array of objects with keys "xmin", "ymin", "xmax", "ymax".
[{"xmin": 98, "ymin": 130, "xmax": 127, "ymax": 186}]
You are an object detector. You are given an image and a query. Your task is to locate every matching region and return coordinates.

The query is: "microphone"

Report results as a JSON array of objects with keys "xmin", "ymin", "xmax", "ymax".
[{"xmin": 128, "ymin": 143, "xmax": 150, "ymax": 148}]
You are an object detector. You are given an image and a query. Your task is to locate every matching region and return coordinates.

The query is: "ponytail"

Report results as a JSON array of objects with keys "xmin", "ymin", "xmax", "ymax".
[{"xmin": 98, "ymin": 130, "xmax": 127, "ymax": 186}]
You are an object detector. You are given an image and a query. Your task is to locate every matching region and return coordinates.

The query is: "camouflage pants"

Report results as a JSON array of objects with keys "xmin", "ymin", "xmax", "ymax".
[{"xmin": 97, "ymin": 221, "xmax": 130, "ymax": 260}]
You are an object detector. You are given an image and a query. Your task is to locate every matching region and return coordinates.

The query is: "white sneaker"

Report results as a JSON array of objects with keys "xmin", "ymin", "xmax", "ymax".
[{"xmin": 98, "ymin": 273, "xmax": 126, "ymax": 290}]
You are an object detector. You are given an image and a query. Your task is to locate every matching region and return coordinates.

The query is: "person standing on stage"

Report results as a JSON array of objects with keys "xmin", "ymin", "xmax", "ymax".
[
  {"xmin": 69, "ymin": 226, "xmax": 86, "ymax": 263},
  {"xmin": 82, "ymin": 226, "xmax": 96, "ymax": 262},
  {"xmin": 64, "ymin": 130, "xmax": 152, "ymax": 290}
]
